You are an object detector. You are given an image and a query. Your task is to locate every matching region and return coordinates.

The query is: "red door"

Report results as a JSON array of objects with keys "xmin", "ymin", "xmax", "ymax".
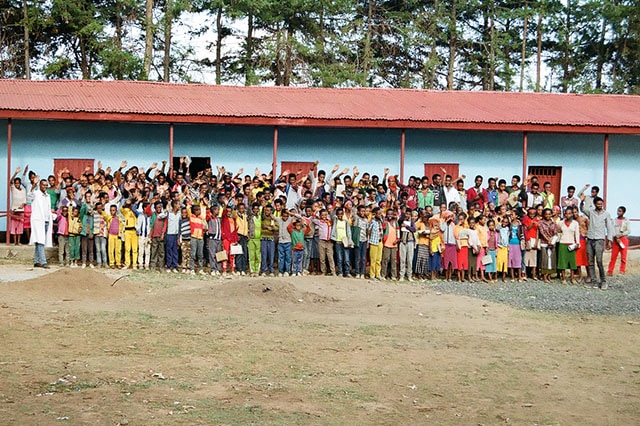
[
  {"xmin": 54, "ymin": 158, "xmax": 94, "ymax": 180},
  {"xmin": 424, "ymin": 163, "xmax": 459, "ymax": 181},
  {"xmin": 528, "ymin": 166, "xmax": 562, "ymax": 206}
]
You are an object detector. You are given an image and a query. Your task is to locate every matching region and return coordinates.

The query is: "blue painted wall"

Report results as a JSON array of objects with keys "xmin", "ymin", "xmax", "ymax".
[
  {"xmin": 608, "ymin": 134, "xmax": 639, "ymax": 217},
  {"xmin": 405, "ymin": 129, "xmax": 523, "ymax": 181},
  {"xmin": 174, "ymin": 124, "xmax": 273, "ymax": 174},
  {"xmin": 277, "ymin": 127, "xmax": 401, "ymax": 179}
]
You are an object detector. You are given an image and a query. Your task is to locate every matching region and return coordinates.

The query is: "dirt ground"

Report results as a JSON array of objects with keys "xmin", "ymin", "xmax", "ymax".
[{"xmin": 0, "ymin": 262, "xmax": 639, "ymax": 425}]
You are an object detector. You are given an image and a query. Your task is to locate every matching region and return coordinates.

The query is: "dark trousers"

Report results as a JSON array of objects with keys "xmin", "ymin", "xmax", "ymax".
[
  {"xmin": 236, "ymin": 235, "xmax": 249, "ymax": 272},
  {"xmin": 165, "ymin": 234, "xmax": 179, "ymax": 269},
  {"xmin": 260, "ymin": 239, "xmax": 275, "ymax": 274}
]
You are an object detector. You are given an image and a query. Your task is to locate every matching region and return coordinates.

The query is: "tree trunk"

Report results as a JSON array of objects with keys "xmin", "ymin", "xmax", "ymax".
[
  {"xmin": 561, "ymin": 0, "xmax": 571, "ymax": 92},
  {"xmin": 284, "ymin": 27, "xmax": 292, "ymax": 86},
  {"xmin": 163, "ymin": 0, "xmax": 172, "ymax": 82},
  {"xmin": 520, "ymin": 2, "xmax": 528, "ymax": 91},
  {"xmin": 215, "ymin": 7, "xmax": 222, "ymax": 85},
  {"xmin": 595, "ymin": 18, "xmax": 606, "ymax": 90},
  {"xmin": 143, "ymin": 0, "xmax": 154, "ymax": 79},
  {"xmin": 362, "ymin": 0, "xmax": 373, "ymax": 86},
  {"xmin": 22, "ymin": 0, "xmax": 30, "ymax": 79},
  {"xmin": 536, "ymin": 10, "xmax": 542, "ymax": 92},
  {"xmin": 447, "ymin": 1, "xmax": 457, "ymax": 90},
  {"xmin": 427, "ymin": 0, "xmax": 439, "ymax": 89},
  {"xmin": 115, "ymin": 0, "xmax": 123, "ymax": 79},
  {"xmin": 245, "ymin": 12, "xmax": 254, "ymax": 85},
  {"xmin": 489, "ymin": 4, "xmax": 495, "ymax": 91}
]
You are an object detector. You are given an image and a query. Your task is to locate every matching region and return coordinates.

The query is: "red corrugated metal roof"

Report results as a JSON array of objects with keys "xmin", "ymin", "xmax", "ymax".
[{"xmin": 0, "ymin": 79, "xmax": 639, "ymax": 133}]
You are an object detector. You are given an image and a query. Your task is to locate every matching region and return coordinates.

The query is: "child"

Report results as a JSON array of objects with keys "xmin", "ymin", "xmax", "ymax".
[
  {"xmin": 455, "ymin": 213, "xmax": 469, "ymax": 282},
  {"xmin": 120, "ymin": 199, "xmax": 139, "ymax": 270},
  {"xmin": 367, "ymin": 207, "xmax": 384, "ymax": 280},
  {"xmin": 276, "ymin": 209, "xmax": 294, "ymax": 276},
  {"xmin": 508, "ymin": 213, "xmax": 525, "ymax": 282},
  {"xmin": 188, "ymin": 203, "xmax": 207, "ymax": 275},
  {"xmin": 106, "ymin": 204, "xmax": 123, "ymax": 268},
  {"xmin": 136, "ymin": 202, "xmax": 152, "ymax": 270},
  {"xmin": 288, "ymin": 219, "xmax": 309, "ymax": 276},
  {"xmin": 497, "ymin": 216, "xmax": 510, "ymax": 282},
  {"xmin": 381, "ymin": 210, "xmax": 399, "ymax": 280},
  {"xmin": 148, "ymin": 201, "xmax": 168, "ymax": 272},
  {"xmin": 248, "ymin": 202, "xmax": 262, "ymax": 277},
  {"xmin": 476, "ymin": 215, "xmax": 489, "ymax": 282},
  {"xmin": 179, "ymin": 207, "xmax": 191, "ymax": 273},
  {"xmin": 79, "ymin": 200, "xmax": 94, "ymax": 268},
  {"xmin": 92, "ymin": 202, "xmax": 109, "ymax": 268},
  {"xmin": 485, "ymin": 219, "xmax": 499, "ymax": 282},
  {"xmin": 56, "ymin": 205, "xmax": 69, "ymax": 266},
  {"xmin": 467, "ymin": 217, "xmax": 481, "ymax": 282},
  {"xmin": 441, "ymin": 210, "xmax": 457, "ymax": 282},
  {"xmin": 68, "ymin": 206, "xmax": 82, "ymax": 268},
  {"xmin": 429, "ymin": 216, "xmax": 443, "ymax": 281},
  {"xmin": 260, "ymin": 205, "xmax": 279, "ymax": 276},
  {"xmin": 414, "ymin": 212, "xmax": 431, "ymax": 280},
  {"xmin": 608, "ymin": 206, "xmax": 630, "ymax": 276}
]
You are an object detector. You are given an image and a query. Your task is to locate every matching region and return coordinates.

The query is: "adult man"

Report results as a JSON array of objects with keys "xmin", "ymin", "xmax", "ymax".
[
  {"xmin": 30, "ymin": 179, "xmax": 53, "ymax": 268},
  {"xmin": 580, "ymin": 195, "xmax": 614, "ymax": 289},
  {"xmin": 467, "ymin": 175, "xmax": 488, "ymax": 210}
]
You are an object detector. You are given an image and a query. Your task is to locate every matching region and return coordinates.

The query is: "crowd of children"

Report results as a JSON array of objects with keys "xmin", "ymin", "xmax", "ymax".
[{"xmin": 8, "ymin": 159, "xmax": 631, "ymax": 289}]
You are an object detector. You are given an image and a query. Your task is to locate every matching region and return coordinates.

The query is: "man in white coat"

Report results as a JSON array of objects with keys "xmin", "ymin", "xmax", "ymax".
[{"xmin": 30, "ymin": 179, "xmax": 53, "ymax": 268}]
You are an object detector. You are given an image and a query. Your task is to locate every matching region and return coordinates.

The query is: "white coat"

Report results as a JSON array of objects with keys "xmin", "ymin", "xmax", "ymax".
[{"xmin": 29, "ymin": 189, "xmax": 54, "ymax": 247}]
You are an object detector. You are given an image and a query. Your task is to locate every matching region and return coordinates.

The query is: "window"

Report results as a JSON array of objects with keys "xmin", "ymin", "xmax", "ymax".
[{"xmin": 172, "ymin": 157, "xmax": 211, "ymax": 177}]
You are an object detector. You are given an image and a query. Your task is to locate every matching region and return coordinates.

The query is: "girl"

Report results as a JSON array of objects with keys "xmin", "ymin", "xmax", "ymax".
[
  {"xmin": 558, "ymin": 208, "xmax": 580, "ymax": 284},
  {"xmin": 608, "ymin": 206, "xmax": 630, "ymax": 276},
  {"xmin": 497, "ymin": 216, "xmax": 510, "ymax": 282},
  {"xmin": 485, "ymin": 219, "xmax": 499, "ymax": 282},
  {"xmin": 538, "ymin": 208, "xmax": 561, "ymax": 283},
  {"xmin": 455, "ymin": 213, "xmax": 469, "ymax": 282},
  {"xmin": 507, "ymin": 213, "xmax": 524, "ymax": 282}
]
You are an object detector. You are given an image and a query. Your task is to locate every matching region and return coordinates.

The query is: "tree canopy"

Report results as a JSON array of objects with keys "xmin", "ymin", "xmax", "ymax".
[{"xmin": 1, "ymin": 0, "xmax": 638, "ymax": 93}]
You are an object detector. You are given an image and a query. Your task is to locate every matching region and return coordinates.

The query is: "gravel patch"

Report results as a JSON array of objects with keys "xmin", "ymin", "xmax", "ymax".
[{"xmin": 425, "ymin": 275, "xmax": 640, "ymax": 317}]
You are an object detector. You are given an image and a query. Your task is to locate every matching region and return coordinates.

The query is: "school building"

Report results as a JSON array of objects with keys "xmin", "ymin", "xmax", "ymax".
[{"xmin": 1, "ymin": 79, "xmax": 639, "ymax": 237}]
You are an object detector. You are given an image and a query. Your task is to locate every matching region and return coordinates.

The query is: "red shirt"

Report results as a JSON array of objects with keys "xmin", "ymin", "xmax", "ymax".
[{"xmin": 521, "ymin": 215, "xmax": 539, "ymax": 241}]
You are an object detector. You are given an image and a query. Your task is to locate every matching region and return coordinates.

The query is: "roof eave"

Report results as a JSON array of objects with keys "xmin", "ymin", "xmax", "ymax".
[{"xmin": 0, "ymin": 109, "xmax": 639, "ymax": 135}]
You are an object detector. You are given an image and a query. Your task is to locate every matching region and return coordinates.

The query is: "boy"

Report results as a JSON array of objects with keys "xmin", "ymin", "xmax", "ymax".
[
  {"xmin": 92, "ymin": 202, "xmax": 109, "ymax": 268},
  {"xmin": 381, "ymin": 210, "xmax": 399, "ymax": 280},
  {"xmin": 276, "ymin": 209, "xmax": 294, "ymax": 276},
  {"xmin": 331, "ymin": 207, "xmax": 353, "ymax": 278},
  {"xmin": 165, "ymin": 200, "xmax": 181, "ymax": 273},
  {"xmin": 179, "ymin": 207, "xmax": 191, "ymax": 273},
  {"xmin": 367, "ymin": 207, "xmax": 384, "ymax": 280},
  {"xmin": 288, "ymin": 219, "xmax": 309, "ymax": 276},
  {"xmin": 120, "ymin": 199, "xmax": 139, "ymax": 270},
  {"xmin": 248, "ymin": 202, "xmax": 262, "ymax": 276},
  {"xmin": 136, "ymin": 202, "xmax": 152, "ymax": 270},
  {"xmin": 260, "ymin": 205, "xmax": 278, "ymax": 276},
  {"xmin": 188, "ymin": 203, "xmax": 207, "ymax": 275},
  {"xmin": 149, "ymin": 201, "xmax": 168, "ymax": 272}
]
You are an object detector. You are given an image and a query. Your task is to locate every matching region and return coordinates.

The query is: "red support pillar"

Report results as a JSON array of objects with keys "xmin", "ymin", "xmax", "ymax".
[
  {"xmin": 169, "ymin": 123, "xmax": 174, "ymax": 166},
  {"xmin": 272, "ymin": 126, "xmax": 279, "ymax": 184},
  {"xmin": 522, "ymin": 131, "xmax": 528, "ymax": 181},
  {"xmin": 6, "ymin": 118, "xmax": 12, "ymax": 245},
  {"xmin": 603, "ymin": 134, "xmax": 609, "ymax": 209},
  {"xmin": 400, "ymin": 129, "xmax": 406, "ymax": 184}
]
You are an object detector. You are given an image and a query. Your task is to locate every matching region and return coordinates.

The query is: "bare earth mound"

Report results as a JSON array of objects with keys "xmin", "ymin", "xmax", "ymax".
[{"xmin": 0, "ymin": 264, "xmax": 638, "ymax": 425}]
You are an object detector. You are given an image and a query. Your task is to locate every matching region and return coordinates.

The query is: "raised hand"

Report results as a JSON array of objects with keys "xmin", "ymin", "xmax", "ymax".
[
  {"xmin": 150, "ymin": 162, "xmax": 158, "ymax": 169},
  {"xmin": 341, "ymin": 168, "xmax": 349, "ymax": 175},
  {"xmin": 332, "ymin": 164, "xmax": 340, "ymax": 173},
  {"xmin": 97, "ymin": 160, "xmax": 102, "ymax": 170},
  {"xmin": 14, "ymin": 166, "xmax": 20, "ymax": 175},
  {"xmin": 105, "ymin": 167, "xmax": 112, "ymax": 175},
  {"xmin": 120, "ymin": 160, "xmax": 128, "ymax": 169},
  {"xmin": 384, "ymin": 168, "xmax": 390, "ymax": 175},
  {"xmin": 237, "ymin": 168, "xmax": 244, "ymax": 176}
]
